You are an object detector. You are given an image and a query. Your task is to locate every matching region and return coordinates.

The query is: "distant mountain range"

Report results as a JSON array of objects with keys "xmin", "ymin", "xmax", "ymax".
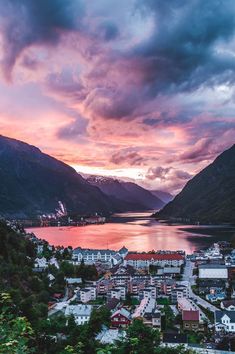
[
  {"xmin": 150, "ymin": 190, "xmax": 173, "ymax": 204},
  {"xmin": 86, "ymin": 175, "xmax": 165, "ymax": 211},
  {"xmin": 0, "ymin": 135, "xmax": 166, "ymax": 218},
  {"xmin": 156, "ymin": 144, "xmax": 235, "ymax": 223}
]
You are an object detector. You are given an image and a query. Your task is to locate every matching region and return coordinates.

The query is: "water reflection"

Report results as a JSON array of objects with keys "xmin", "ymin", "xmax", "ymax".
[{"xmin": 27, "ymin": 212, "xmax": 235, "ymax": 254}]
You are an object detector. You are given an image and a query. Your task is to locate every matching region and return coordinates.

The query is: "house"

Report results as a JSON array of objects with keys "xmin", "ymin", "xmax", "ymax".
[
  {"xmin": 48, "ymin": 273, "xmax": 55, "ymax": 285},
  {"xmin": 37, "ymin": 244, "xmax": 44, "ymax": 255},
  {"xmin": 124, "ymin": 253, "xmax": 184, "ymax": 268},
  {"xmin": 72, "ymin": 247, "xmax": 116, "ymax": 264},
  {"xmin": 132, "ymin": 297, "xmax": 156, "ymax": 318},
  {"xmin": 143, "ymin": 310, "xmax": 162, "ymax": 329},
  {"xmin": 215, "ymin": 310, "xmax": 235, "ymax": 332},
  {"xmin": 72, "ymin": 246, "xmax": 128, "ymax": 265},
  {"xmin": 128, "ymin": 279, "xmax": 146, "ymax": 295},
  {"xmin": 65, "ymin": 277, "xmax": 82, "ymax": 286},
  {"xmin": 111, "ymin": 308, "xmax": 131, "ymax": 328},
  {"xmin": 106, "ymin": 298, "xmax": 120, "ymax": 311},
  {"xmin": 97, "ymin": 279, "xmax": 114, "ymax": 294},
  {"xmin": 171, "ymin": 285, "xmax": 189, "ymax": 304},
  {"xmin": 80, "ymin": 287, "xmax": 96, "ymax": 303},
  {"xmin": 34, "ymin": 257, "xmax": 48, "ymax": 270},
  {"xmin": 182, "ymin": 310, "xmax": 200, "ymax": 331},
  {"xmin": 118, "ymin": 246, "xmax": 128, "ymax": 259},
  {"xmin": 177, "ymin": 298, "xmax": 197, "ymax": 312},
  {"xmin": 111, "ymin": 254, "xmax": 123, "ymax": 266},
  {"xmin": 160, "ymin": 280, "xmax": 176, "ymax": 295},
  {"xmin": 65, "ymin": 304, "xmax": 92, "ymax": 325},
  {"xmin": 108, "ymin": 287, "xmax": 126, "ymax": 301},
  {"xmin": 198, "ymin": 264, "xmax": 228, "ymax": 279},
  {"xmin": 139, "ymin": 286, "xmax": 157, "ymax": 300},
  {"xmin": 96, "ymin": 328, "xmax": 126, "ymax": 344},
  {"xmin": 221, "ymin": 300, "xmax": 235, "ymax": 311},
  {"xmin": 49, "ymin": 257, "xmax": 59, "ymax": 269}
]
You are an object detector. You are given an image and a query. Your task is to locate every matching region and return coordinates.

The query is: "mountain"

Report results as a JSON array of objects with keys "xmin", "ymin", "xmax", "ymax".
[
  {"xmin": 0, "ymin": 135, "xmax": 124, "ymax": 218},
  {"xmin": 156, "ymin": 144, "xmax": 235, "ymax": 223},
  {"xmin": 86, "ymin": 176, "xmax": 164, "ymax": 211},
  {"xmin": 150, "ymin": 190, "xmax": 173, "ymax": 204}
]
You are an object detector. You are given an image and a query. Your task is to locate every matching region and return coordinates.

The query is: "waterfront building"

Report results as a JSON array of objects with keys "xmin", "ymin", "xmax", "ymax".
[
  {"xmin": 72, "ymin": 246, "xmax": 128, "ymax": 265},
  {"xmin": 124, "ymin": 253, "xmax": 184, "ymax": 268}
]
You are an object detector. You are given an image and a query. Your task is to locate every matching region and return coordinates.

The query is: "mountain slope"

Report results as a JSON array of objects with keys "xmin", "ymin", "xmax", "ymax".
[
  {"xmin": 87, "ymin": 176, "xmax": 164, "ymax": 210},
  {"xmin": 156, "ymin": 144, "xmax": 235, "ymax": 223},
  {"xmin": 0, "ymin": 135, "xmax": 121, "ymax": 218},
  {"xmin": 150, "ymin": 190, "xmax": 173, "ymax": 204}
]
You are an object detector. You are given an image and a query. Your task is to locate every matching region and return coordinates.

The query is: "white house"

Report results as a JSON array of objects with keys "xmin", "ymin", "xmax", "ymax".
[
  {"xmin": 64, "ymin": 304, "xmax": 92, "ymax": 325},
  {"xmin": 80, "ymin": 287, "xmax": 96, "ymax": 303},
  {"xmin": 72, "ymin": 246, "xmax": 128, "ymax": 265},
  {"xmin": 198, "ymin": 264, "xmax": 228, "ymax": 279},
  {"xmin": 34, "ymin": 257, "xmax": 48, "ymax": 270},
  {"xmin": 108, "ymin": 286, "xmax": 126, "ymax": 301},
  {"xmin": 49, "ymin": 257, "xmax": 59, "ymax": 269},
  {"xmin": 141, "ymin": 286, "xmax": 157, "ymax": 300},
  {"xmin": 215, "ymin": 311, "xmax": 235, "ymax": 332}
]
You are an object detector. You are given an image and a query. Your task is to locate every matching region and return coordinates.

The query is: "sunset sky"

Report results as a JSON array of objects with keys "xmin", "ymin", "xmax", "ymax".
[{"xmin": 0, "ymin": 0, "xmax": 235, "ymax": 194}]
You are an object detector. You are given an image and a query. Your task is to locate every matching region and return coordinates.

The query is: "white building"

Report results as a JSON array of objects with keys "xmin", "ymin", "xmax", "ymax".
[
  {"xmin": 80, "ymin": 287, "xmax": 96, "ymax": 303},
  {"xmin": 34, "ymin": 257, "xmax": 48, "ymax": 269},
  {"xmin": 141, "ymin": 286, "xmax": 157, "ymax": 300},
  {"xmin": 198, "ymin": 264, "xmax": 228, "ymax": 279},
  {"xmin": 49, "ymin": 257, "xmax": 59, "ymax": 269},
  {"xmin": 72, "ymin": 246, "xmax": 128, "ymax": 264},
  {"xmin": 64, "ymin": 304, "xmax": 92, "ymax": 325},
  {"xmin": 108, "ymin": 287, "xmax": 126, "ymax": 301},
  {"xmin": 215, "ymin": 311, "xmax": 235, "ymax": 332},
  {"xmin": 171, "ymin": 285, "xmax": 189, "ymax": 303}
]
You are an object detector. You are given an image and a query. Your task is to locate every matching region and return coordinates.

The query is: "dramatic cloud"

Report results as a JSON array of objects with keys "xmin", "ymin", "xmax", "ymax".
[
  {"xmin": 0, "ymin": 0, "xmax": 84, "ymax": 79},
  {"xmin": 0, "ymin": 0, "xmax": 235, "ymax": 193}
]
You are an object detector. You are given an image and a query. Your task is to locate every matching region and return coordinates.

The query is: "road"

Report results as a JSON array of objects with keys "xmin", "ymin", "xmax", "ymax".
[{"xmin": 183, "ymin": 259, "xmax": 218, "ymax": 314}]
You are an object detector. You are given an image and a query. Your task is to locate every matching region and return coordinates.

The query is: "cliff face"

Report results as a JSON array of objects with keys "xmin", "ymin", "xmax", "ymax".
[{"xmin": 156, "ymin": 145, "xmax": 235, "ymax": 223}]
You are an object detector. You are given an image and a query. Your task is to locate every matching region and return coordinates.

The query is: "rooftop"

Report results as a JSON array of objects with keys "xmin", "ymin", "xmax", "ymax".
[
  {"xmin": 125, "ymin": 253, "xmax": 184, "ymax": 261},
  {"xmin": 182, "ymin": 310, "xmax": 199, "ymax": 321}
]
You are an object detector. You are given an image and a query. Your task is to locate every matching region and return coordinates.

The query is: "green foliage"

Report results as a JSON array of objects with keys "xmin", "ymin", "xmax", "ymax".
[{"xmin": 0, "ymin": 293, "xmax": 35, "ymax": 354}]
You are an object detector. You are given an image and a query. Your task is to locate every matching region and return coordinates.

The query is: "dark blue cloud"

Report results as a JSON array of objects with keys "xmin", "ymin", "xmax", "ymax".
[
  {"xmin": 0, "ymin": 0, "xmax": 85, "ymax": 79},
  {"xmin": 134, "ymin": 0, "xmax": 235, "ymax": 94},
  {"xmin": 98, "ymin": 21, "xmax": 119, "ymax": 41}
]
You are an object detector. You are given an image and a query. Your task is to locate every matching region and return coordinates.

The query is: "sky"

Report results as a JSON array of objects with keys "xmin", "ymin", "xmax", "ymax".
[{"xmin": 0, "ymin": 0, "xmax": 235, "ymax": 194}]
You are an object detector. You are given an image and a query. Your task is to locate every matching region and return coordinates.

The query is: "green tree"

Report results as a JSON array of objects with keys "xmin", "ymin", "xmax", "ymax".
[{"xmin": 0, "ymin": 293, "xmax": 35, "ymax": 354}]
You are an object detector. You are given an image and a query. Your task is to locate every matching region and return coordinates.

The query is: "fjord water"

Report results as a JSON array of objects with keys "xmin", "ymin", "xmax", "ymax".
[{"xmin": 27, "ymin": 212, "xmax": 235, "ymax": 254}]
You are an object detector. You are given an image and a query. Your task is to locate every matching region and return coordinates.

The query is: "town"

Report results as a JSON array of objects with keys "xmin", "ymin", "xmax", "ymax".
[{"xmin": 14, "ymin": 220, "xmax": 235, "ymax": 353}]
